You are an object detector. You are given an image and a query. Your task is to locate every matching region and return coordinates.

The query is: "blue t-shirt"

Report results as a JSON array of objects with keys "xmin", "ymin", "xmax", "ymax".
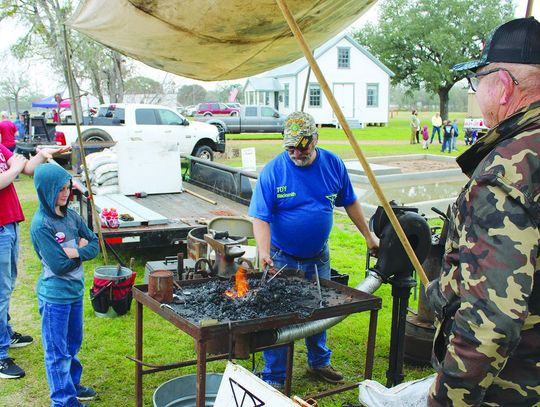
[{"xmin": 248, "ymin": 148, "xmax": 356, "ymax": 258}]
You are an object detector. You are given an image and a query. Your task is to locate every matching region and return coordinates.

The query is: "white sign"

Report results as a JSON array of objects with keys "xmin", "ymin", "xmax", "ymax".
[
  {"xmin": 241, "ymin": 147, "xmax": 257, "ymax": 172},
  {"xmin": 214, "ymin": 362, "xmax": 298, "ymax": 407}
]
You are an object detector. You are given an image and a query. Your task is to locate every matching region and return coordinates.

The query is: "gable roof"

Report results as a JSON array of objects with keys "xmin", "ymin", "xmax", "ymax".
[
  {"xmin": 244, "ymin": 77, "xmax": 283, "ymax": 91},
  {"xmin": 261, "ymin": 33, "xmax": 394, "ymax": 78}
]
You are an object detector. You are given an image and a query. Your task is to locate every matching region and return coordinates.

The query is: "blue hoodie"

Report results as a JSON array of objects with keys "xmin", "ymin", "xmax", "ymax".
[{"xmin": 30, "ymin": 163, "xmax": 99, "ymax": 304}]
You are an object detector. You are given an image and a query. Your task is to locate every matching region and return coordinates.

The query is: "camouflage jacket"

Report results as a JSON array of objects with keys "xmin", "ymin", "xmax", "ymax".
[{"xmin": 427, "ymin": 101, "xmax": 540, "ymax": 406}]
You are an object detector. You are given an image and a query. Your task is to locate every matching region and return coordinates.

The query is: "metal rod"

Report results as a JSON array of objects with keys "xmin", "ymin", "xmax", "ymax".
[
  {"xmin": 135, "ymin": 301, "xmax": 143, "ymax": 407},
  {"xmin": 61, "ymin": 24, "xmax": 109, "ymax": 264},
  {"xmin": 265, "ymin": 264, "xmax": 287, "ymax": 284},
  {"xmin": 196, "ymin": 340, "xmax": 207, "ymax": 407},
  {"xmin": 126, "ymin": 353, "xmax": 229, "ymax": 375},
  {"xmin": 285, "ymin": 342, "xmax": 294, "ymax": 396},
  {"xmin": 365, "ymin": 309, "xmax": 378, "ymax": 379},
  {"xmin": 306, "ymin": 382, "xmax": 361, "ymax": 400},
  {"xmin": 275, "ymin": 0, "xmax": 429, "ymax": 287},
  {"xmin": 313, "ymin": 264, "xmax": 323, "ymax": 307}
]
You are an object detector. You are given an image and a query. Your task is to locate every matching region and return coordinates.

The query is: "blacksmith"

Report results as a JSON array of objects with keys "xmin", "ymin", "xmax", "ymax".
[
  {"xmin": 248, "ymin": 111, "xmax": 379, "ymax": 388},
  {"xmin": 427, "ymin": 17, "xmax": 540, "ymax": 406}
]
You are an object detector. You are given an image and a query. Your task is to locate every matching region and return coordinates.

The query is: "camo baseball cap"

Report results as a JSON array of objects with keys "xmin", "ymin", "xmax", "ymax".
[
  {"xmin": 453, "ymin": 17, "xmax": 540, "ymax": 72},
  {"xmin": 282, "ymin": 111, "xmax": 318, "ymax": 148}
]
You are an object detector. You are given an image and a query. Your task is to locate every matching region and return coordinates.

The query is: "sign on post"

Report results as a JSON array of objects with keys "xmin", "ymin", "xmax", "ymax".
[
  {"xmin": 241, "ymin": 147, "xmax": 257, "ymax": 172},
  {"xmin": 214, "ymin": 362, "xmax": 299, "ymax": 406}
]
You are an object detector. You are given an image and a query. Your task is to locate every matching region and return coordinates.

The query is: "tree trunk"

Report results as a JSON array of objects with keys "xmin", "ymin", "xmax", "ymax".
[
  {"xmin": 438, "ymin": 88, "xmax": 451, "ymax": 121},
  {"xmin": 106, "ymin": 52, "xmax": 125, "ymax": 103}
]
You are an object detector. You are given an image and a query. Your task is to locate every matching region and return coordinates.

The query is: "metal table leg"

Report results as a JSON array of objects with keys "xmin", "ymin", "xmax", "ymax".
[
  {"xmin": 365, "ymin": 309, "xmax": 378, "ymax": 379},
  {"xmin": 285, "ymin": 342, "xmax": 294, "ymax": 396},
  {"xmin": 135, "ymin": 300, "xmax": 143, "ymax": 407},
  {"xmin": 196, "ymin": 340, "xmax": 207, "ymax": 407}
]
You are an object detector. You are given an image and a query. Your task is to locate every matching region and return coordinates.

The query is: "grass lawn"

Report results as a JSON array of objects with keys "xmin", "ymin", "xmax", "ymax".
[{"xmin": 2, "ymin": 112, "xmax": 462, "ymax": 406}]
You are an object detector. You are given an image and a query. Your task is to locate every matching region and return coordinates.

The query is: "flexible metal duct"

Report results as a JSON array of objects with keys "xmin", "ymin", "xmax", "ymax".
[{"xmin": 272, "ymin": 271, "xmax": 383, "ymax": 345}]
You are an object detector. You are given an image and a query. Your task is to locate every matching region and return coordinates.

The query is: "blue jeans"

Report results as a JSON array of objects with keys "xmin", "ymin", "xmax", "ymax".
[
  {"xmin": 261, "ymin": 244, "xmax": 332, "ymax": 385},
  {"xmin": 39, "ymin": 299, "xmax": 84, "ymax": 407},
  {"xmin": 452, "ymin": 136, "xmax": 458, "ymax": 150},
  {"xmin": 430, "ymin": 126, "xmax": 441, "ymax": 143},
  {"xmin": 0, "ymin": 223, "xmax": 19, "ymax": 360},
  {"xmin": 442, "ymin": 137, "xmax": 452, "ymax": 153}
]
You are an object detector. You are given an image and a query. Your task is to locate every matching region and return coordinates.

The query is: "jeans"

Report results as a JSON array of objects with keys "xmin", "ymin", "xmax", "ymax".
[
  {"xmin": 261, "ymin": 244, "xmax": 332, "ymax": 385},
  {"xmin": 452, "ymin": 136, "xmax": 458, "ymax": 150},
  {"xmin": 430, "ymin": 126, "xmax": 441, "ymax": 143},
  {"xmin": 442, "ymin": 137, "xmax": 452, "ymax": 153},
  {"xmin": 39, "ymin": 299, "xmax": 84, "ymax": 407},
  {"xmin": 0, "ymin": 223, "xmax": 19, "ymax": 360}
]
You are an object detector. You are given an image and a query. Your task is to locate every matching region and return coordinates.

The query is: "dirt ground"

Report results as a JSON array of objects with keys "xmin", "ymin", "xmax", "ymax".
[{"xmin": 379, "ymin": 159, "xmax": 459, "ymax": 173}]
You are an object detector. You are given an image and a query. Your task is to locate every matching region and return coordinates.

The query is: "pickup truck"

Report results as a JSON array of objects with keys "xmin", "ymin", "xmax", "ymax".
[
  {"xmin": 56, "ymin": 103, "xmax": 225, "ymax": 160},
  {"xmin": 195, "ymin": 105, "xmax": 284, "ymax": 135}
]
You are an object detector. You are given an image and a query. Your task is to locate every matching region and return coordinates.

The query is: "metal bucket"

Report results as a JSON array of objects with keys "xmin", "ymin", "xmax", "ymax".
[
  {"xmin": 94, "ymin": 265, "xmax": 133, "ymax": 281},
  {"xmin": 153, "ymin": 373, "xmax": 223, "ymax": 407},
  {"xmin": 187, "ymin": 226, "xmax": 247, "ymax": 261}
]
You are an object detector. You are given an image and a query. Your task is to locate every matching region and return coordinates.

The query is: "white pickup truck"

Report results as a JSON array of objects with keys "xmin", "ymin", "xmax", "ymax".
[{"xmin": 55, "ymin": 103, "xmax": 225, "ymax": 160}]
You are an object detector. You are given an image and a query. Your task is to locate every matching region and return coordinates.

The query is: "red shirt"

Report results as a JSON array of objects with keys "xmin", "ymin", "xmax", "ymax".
[
  {"xmin": 0, "ymin": 119, "xmax": 18, "ymax": 148},
  {"xmin": 0, "ymin": 144, "xmax": 24, "ymax": 226}
]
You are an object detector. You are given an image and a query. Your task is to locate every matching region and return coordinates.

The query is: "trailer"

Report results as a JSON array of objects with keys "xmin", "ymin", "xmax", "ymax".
[{"xmin": 72, "ymin": 156, "xmax": 256, "ymax": 251}]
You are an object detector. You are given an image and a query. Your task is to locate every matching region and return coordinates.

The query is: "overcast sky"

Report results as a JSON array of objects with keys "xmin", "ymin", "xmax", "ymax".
[{"xmin": 0, "ymin": 0, "xmax": 537, "ymax": 97}]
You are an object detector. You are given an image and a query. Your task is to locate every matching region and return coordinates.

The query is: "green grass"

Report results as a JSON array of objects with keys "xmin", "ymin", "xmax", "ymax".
[{"xmin": 4, "ymin": 176, "xmax": 435, "ymax": 407}]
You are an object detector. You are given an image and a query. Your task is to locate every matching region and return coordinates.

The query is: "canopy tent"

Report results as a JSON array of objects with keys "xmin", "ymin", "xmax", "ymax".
[
  {"xmin": 31, "ymin": 96, "xmax": 71, "ymax": 109},
  {"xmin": 68, "ymin": 0, "xmax": 376, "ymax": 81}
]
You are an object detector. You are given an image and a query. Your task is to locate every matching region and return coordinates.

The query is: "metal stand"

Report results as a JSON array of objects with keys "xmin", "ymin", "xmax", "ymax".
[{"xmin": 386, "ymin": 272, "xmax": 416, "ymax": 387}]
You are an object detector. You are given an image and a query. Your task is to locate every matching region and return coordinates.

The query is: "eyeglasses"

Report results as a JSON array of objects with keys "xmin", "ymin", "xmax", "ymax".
[{"xmin": 466, "ymin": 68, "xmax": 519, "ymax": 92}]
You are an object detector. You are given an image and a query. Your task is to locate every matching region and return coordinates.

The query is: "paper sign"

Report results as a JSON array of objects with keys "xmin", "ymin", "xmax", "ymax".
[
  {"xmin": 241, "ymin": 147, "xmax": 257, "ymax": 172},
  {"xmin": 214, "ymin": 362, "xmax": 297, "ymax": 406}
]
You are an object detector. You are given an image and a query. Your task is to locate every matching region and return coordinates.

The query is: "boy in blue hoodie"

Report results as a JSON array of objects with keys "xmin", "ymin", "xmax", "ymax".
[{"xmin": 30, "ymin": 163, "xmax": 99, "ymax": 407}]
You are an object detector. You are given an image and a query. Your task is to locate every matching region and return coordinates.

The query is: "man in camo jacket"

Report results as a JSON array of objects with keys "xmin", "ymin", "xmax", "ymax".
[{"xmin": 426, "ymin": 17, "xmax": 540, "ymax": 406}]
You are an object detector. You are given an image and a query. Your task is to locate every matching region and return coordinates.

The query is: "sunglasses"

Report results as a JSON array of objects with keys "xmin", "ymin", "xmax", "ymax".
[
  {"xmin": 285, "ymin": 135, "xmax": 314, "ymax": 152},
  {"xmin": 466, "ymin": 68, "xmax": 519, "ymax": 92}
]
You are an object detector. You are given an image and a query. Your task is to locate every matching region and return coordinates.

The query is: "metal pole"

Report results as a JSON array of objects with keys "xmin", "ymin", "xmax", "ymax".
[
  {"xmin": 275, "ymin": 0, "xmax": 429, "ymax": 286},
  {"xmin": 62, "ymin": 25, "xmax": 109, "ymax": 264}
]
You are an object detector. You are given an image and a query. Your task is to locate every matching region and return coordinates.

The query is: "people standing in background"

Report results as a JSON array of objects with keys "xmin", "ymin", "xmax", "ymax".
[
  {"xmin": 52, "ymin": 110, "xmax": 60, "ymax": 123},
  {"xmin": 410, "ymin": 110, "xmax": 420, "ymax": 144},
  {"xmin": 430, "ymin": 112, "xmax": 442, "ymax": 144},
  {"xmin": 441, "ymin": 120, "xmax": 454, "ymax": 153},
  {"xmin": 13, "ymin": 115, "xmax": 26, "ymax": 141},
  {"xmin": 0, "ymin": 112, "xmax": 19, "ymax": 152},
  {"xmin": 451, "ymin": 119, "xmax": 459, "ymax": 151},
  {"xmin": 421, "ymin": 125, "xmax": 429, "ymax": 149}
]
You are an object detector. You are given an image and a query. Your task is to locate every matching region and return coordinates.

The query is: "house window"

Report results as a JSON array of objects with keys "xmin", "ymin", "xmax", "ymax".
[
  {"xmin": 338, "ymin": 47, "xmax": 350, "ymax": 69},
  {"xmin": 366, "ymin": 83, "xmax": 379, "ymax": 107},
  {"xmin": 264, "ymin": 92, "xmax": 270, "ymax": 105},
  {"xmin": 284, "ymin": 84, "xmax": 289, "ymax": 108},
  {"xmin": 309, "ymin": 84, "xmax": 321, "ymax": 108}
]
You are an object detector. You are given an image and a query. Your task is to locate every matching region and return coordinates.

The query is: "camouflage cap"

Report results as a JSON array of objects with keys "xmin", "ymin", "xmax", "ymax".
[{"xmin": 282, "ymin": 111, "xmax": 317, "ymax": 148}]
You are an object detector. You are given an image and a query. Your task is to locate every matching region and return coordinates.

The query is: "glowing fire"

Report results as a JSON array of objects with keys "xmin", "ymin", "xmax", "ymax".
[{"xmin": 224, "ymin": 266, "xmax": 250, "ymax": 298}]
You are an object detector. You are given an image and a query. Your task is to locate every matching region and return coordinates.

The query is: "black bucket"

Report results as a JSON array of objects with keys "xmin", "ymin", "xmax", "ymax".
[{"xmin": 153, "ymin": 373, "xmax": 223, "ymax": 407}]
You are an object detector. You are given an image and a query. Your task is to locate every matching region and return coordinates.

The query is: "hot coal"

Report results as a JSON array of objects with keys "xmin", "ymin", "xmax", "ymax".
[{"xmin": 167, "ymin": 277, "xmax": 343, "ymax": 324}]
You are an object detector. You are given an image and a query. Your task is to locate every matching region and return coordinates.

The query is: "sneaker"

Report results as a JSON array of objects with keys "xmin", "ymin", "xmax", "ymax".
[
  {"xmin": 0, "ymin": 358, "xmax": 25, "ymax": 379},
  {"xmin": 10, "ymin": 332, "xmax": 34, "ymax": 348},
  {"xmin": 76, "ymin": 385, "xmax": 97, "ymax": 401},
  {"xmin": 307, "ymin": 365, "xmax": 344, "ymax": 383}
]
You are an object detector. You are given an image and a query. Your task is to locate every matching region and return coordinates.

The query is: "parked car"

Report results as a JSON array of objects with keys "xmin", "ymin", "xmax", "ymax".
[
  {"xmin": 196, "ymin": 102, "xmax": 240, "ymax": 116},
  {"xmin": 225, "ymin": 102, "xmax": 241, "ymax": 110},
  {"xmin": 195, "ymin": 105, "xmax": 284, "ymax": 135},
  {"xmin": 55, "ymin": 103, "xmax": 225, "ymax": 160}
]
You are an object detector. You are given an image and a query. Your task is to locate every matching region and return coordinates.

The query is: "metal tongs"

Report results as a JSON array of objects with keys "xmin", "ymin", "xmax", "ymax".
[
  {"xmin": 259, "ymin": 251, "xmax": 279, "ymax": 286},
  {"xmin": 314, "ymin": 264, "xmax": 323, "ymax": 308}
]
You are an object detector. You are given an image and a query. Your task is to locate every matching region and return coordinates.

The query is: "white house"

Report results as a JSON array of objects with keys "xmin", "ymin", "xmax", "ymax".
[{"xmin": 243, "ymin": 33, "xmax": 394, "ymax": 127}]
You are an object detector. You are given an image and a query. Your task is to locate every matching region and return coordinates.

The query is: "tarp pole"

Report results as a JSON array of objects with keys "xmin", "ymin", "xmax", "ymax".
[
  {"xmin": 62, "ymin": 24, "xmax": 109, "ymax": 264},
  {"xmin": 526, "ymin": 0, "xmax": 534, "ymax": 17},
  {"xmin": 276, "ymin": 0, "xmax": 429, "ymax": 286}
]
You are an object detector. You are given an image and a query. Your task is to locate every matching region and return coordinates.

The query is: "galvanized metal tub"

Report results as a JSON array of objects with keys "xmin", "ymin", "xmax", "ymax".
[{"xmin": 153, "ymin": 374, "xmax": 223, "ymax": 407}]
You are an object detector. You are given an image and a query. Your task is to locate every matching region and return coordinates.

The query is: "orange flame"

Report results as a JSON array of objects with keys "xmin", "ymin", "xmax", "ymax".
[{"xmin": 224, "ymin": 266, "xmax": 250, "ymax": 298}]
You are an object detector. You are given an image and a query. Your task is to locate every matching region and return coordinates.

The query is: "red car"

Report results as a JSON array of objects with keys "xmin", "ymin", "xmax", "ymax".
[{"xmin": 197, "ymin": 102, "xmax": 239, "ymax": 116}]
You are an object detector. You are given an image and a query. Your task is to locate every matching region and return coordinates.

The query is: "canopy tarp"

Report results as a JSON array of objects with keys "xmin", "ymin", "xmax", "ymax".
[
  {"xmin": 31, "ymin": 96, "xmax": 71, "ymax": 109},
  {"xmin": 68, "ymin": 0, "xmax": 376, "ymax": 81}
]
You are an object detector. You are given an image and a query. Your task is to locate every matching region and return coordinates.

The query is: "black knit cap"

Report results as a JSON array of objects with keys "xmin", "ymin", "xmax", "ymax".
[{"xmin": 453, "ymin": 17, "xmax": 540, "ymax": 72}]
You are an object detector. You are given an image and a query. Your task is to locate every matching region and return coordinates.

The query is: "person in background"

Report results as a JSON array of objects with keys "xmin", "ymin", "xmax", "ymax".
[
  {"xmin": 430, "ymin": 112, "xmax": 442, "ymax": 144},
  {"xmin": 52, "ymin": 109, "xmax": 60, "ymax": 123},
  {"xmin": 441, "ymin": 120, "xmax": 454, "ymax": 153},
  {"xmin": 0, "ymin": 112, "xmax": 18, "ymax": 152},
  {"xmin": 249, "ymin": 111, "xmax": 379, "ymax": 389},
  {"xmin": 427, "ymin": 16, "xmax": 540, "ymax": 406},
  {"xmin": 0, "ymin": 146, "xmax": 70, "ymax": 380},
  {"xmin": 13, "ymin": 115, "xmax": 26, "ymax": 141},
  {"xmin": 451, "ymin": 119, "xmax": 459, "ymax": 151},
  {"xmin": 410, "ymin": 110, "xmax": 420, "ymax": 144},
  {"xmin": 421, "ymin": 125, "xmax": 429, "ymax": 149},
  {"xmin": 30, "ymin": 163, "xmax": 99, "ymax": 406}
]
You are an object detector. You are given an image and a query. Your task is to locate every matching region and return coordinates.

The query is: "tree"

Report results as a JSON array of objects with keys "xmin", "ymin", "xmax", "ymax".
[
  {"xmin": 177, "ymin": 84, "xmax": 207, "ymax": 106},
  {"xmin": 354, "ymin": 0, "xmax": 514, "ymax": 120},
  {"xmin": 0, "ymin": 66, "xmax": 30, "ymax": 114},
  {"xmin": 125, "ymin": 76, "xmax": 163, "ymax": 94}
]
